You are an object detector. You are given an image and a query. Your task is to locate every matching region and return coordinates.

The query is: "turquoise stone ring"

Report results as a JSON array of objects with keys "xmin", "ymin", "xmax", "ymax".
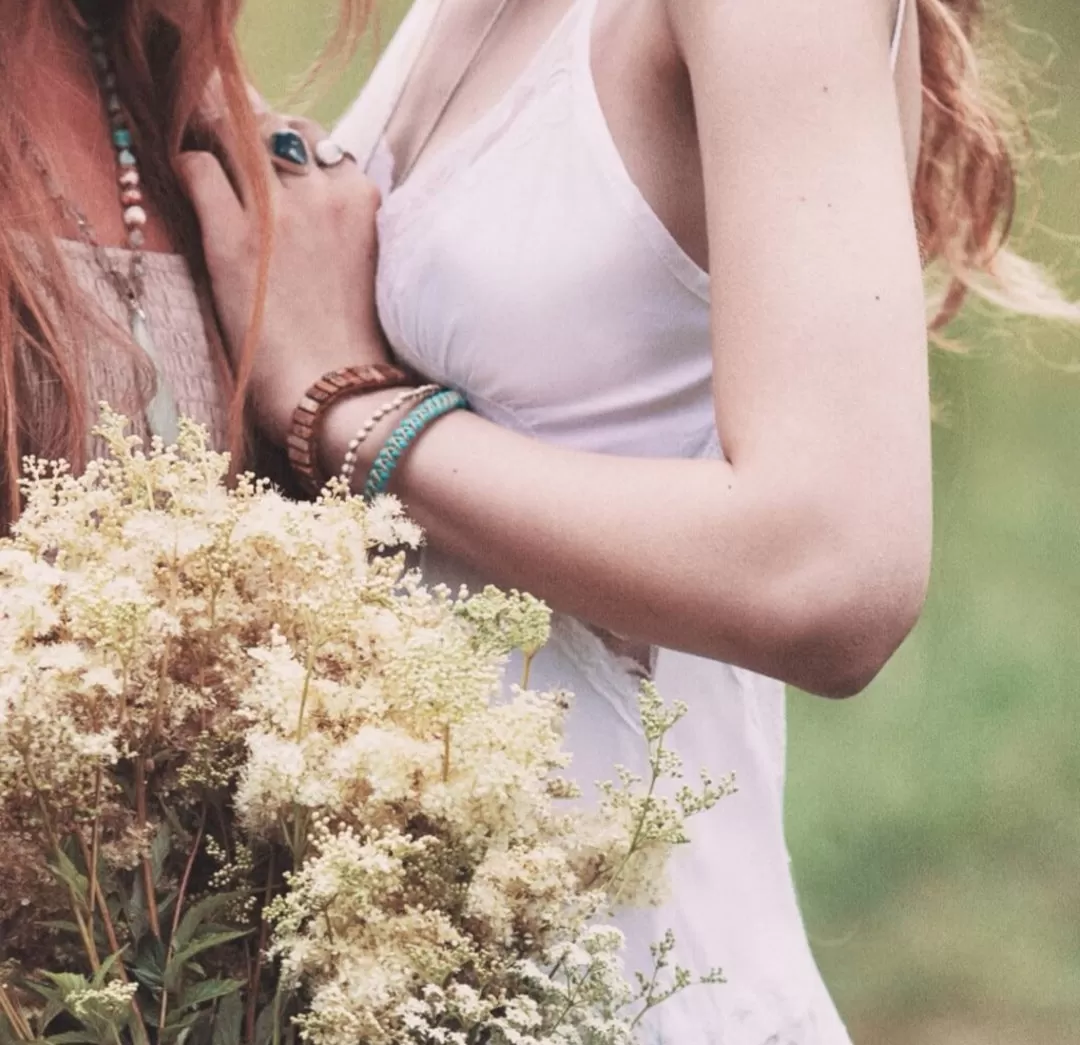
[{"xmin": 268, "ymin": 130, "xmax": 311, "ymax": 175}]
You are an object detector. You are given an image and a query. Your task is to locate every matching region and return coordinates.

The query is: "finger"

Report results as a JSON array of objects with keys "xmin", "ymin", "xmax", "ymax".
[
  {"xmin": 201, "ymin": 72, "xmax": 269, "ymax": 121},
  {"xmin": 279, "ymin": 115, "xmax": 378, "ymax": 212},
  {"xmin": 193, "ymin": 88, "xmax": 278, "ymax": 210},
  {"xmin": 175, "ymin": 150, "xmax": 247, "ymax": 245},
  {"xmin": 287, "ymin": 115, "xmax": 331, "ymax": 145},
  {"xmin": 287, "ymin": 116, "xmax": 359, "ymax": 176},
  {"xmin": 259, "ymin": 112, "xmax": 320, "ymax": 185}
]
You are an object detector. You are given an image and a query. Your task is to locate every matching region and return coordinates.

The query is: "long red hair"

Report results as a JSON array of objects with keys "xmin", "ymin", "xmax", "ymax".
[
  {"xmin": 0, "ymin": 0, "xmax": 1063, "ymax": 532},
  {"xmin": 0, "ymin": 0, "xmax": 273, "ymax": 531}
]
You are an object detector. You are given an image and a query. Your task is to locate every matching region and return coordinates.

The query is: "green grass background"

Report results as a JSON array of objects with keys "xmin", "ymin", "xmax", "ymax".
[{"xmin": 239, "ymin": 2, "xmax": 1080, "ymax": 1041}]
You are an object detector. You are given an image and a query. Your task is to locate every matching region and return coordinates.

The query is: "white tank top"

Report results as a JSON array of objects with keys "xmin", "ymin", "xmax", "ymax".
[{"xmin": 334, "ymin": 2, "xmax": 908, "ymax": 1042}]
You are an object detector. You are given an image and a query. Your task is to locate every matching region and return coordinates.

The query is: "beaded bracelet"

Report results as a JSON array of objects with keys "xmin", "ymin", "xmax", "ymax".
[
  {"xmin": 362, "ymin": 388, "xmax": 468, "ymax": 502},
  {"xmin": 339, "ymin": 384, "xmax": 440, "ymax": 488}
]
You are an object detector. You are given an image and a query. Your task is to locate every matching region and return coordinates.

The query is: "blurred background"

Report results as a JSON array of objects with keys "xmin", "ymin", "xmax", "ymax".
[{"xmin": 239, "ymin": 2, "xmax": 1080, "ymax": 1042}]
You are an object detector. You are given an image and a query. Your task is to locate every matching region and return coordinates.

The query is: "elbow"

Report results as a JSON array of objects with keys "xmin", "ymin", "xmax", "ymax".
[
  {"xmin": 804, "ymin": 592, "xmax": 925, "ymax": 699},
  {"xmin": 751, "ymin": 527, "xmax": 931, "ymax": 700}
]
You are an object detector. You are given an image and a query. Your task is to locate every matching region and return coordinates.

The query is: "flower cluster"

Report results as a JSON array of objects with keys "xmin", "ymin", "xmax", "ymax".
[{"xmin": 0, "ymin": 409, "xmax": 732, "ymax": 1045}]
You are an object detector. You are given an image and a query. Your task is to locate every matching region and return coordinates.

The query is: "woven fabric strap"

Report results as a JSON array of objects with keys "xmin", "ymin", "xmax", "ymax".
[{"xmin": 363, "ymin": 388, "xmax": 467, "ymax": 501}]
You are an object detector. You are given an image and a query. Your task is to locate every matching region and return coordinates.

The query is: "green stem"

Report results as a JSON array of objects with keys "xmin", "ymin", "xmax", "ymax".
[
  {"xmin": 0, "ymin": 984, "xmax": 34, "ymax": 1041},
  {"xmin": 544, "ymin": 958, "xmax": 600, "ymax": 1036},
  {"xmin": 600, "ymin": 737, "xmax": 665, "ymax": 903},
  {"xmin": 246, "ymin": 853, "xmax": 277, "ymax": 1045},
  {"xmin": 87, "ymin": 768, "xmax": 104, "ymax": 947},
  {"xmin": 135, "ymin": 760, "xmax": 162, "ymax": 941},
  {"xmin": 74, "ymin": 835, "xmax": 152, "ymax": 1045},
  {"xmin": 159, "ymin": 805, "xmax": 208, "ymax": 1035},
  {"xmin": 152, "ymin": 548, "xmax": 180, "ymax": 742},
  {"xmin": 629, "ymin": 958, "xmax": 665, "ymax": 1030},
  {"xmin": 294, "ymin": 650, "xmax": 316, "ymax": 742},
  {"xmin": 270, "ymin": 980, "xmax": 285, "ymax": 1045},
  {"xmin": 520, "ymin": 652, "xmax": 535, "ymax": 690},
  {"xmin": 23, "ymin": 756, "xmax": 101, "ymax": 970}
]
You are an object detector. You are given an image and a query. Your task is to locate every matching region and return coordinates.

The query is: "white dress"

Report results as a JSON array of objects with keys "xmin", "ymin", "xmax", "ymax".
[{"xmin": 334, "ymin": 2, "xmax": 908, "ymax": 1041}]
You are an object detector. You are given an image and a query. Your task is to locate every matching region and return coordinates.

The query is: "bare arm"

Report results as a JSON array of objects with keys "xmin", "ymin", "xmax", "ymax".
[{"xmin": 182, "ymin": 0, "xmax": 930, "ymax": 697}]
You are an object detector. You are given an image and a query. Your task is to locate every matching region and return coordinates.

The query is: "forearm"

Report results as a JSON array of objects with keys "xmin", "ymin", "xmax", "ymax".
[{"xmin": 319, "ymin": 395, "xmax": 927, "ymax": 695}]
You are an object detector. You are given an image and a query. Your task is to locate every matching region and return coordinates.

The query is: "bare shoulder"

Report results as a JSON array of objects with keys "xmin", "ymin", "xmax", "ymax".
[
  {"xmin": 663, "ymin": 0, "xmax": 906, "ymax": 86},
  {"xmin": 660, "ymin": 0, "xmax": 920, "ymax": 179}
]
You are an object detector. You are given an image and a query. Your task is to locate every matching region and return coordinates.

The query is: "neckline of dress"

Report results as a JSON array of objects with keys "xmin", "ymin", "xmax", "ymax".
[
  {"xmin": 56, "ymin": 236, "xmax": 193, "ymax": 275},
  {"xmin": 379, "ymin": 0, "xmax": 587, "ymax": 216}
]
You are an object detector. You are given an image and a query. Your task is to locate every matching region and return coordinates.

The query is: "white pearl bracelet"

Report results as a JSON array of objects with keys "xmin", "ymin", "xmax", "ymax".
[{"xmin": 339, "ymin": 384, "xmax": 440, "ymax": 488}]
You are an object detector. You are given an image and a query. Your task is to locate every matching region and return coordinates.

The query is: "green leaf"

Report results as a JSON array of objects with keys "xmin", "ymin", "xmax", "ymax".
[
  {"xmin": 254, "ymin": 985, "xmax": 295, "ymax": 1045},
  {"xmin": 160, "ymin": 805, "xmax": 195, "ymax": 859},
  {"xmin": 150, "ymin": 822, "xmax": 173, "ymax": 889},
  {"xmin": 105, "ymin": 891, "xmax": 126, "ymax": 928},
  {"xmin": 253, "ymin": 998, "xmax": 279, "ymax": 1045},
  {"xmin": 0, "ymin": 1016, "xmax": 19, "ymax": 1045},
  {"xmin": 133, "ymin": 935, "xmax": 167, "ymax": 992},
  {"xmin": 172, "ymin": 894, "xmax": 242, "ymax": 955},
  {"xmin": 91, "ymin": 950, "xmax": 126, "ymax": 988},
  {"xmin": 24, "ymin": 980, "xmax": 64, "ymax": 1005},
  {"xmin": 22, "ymin": 979, "xmax": 68, "ymax": 1034},
  {"xmin": 158, "ymin": 889, "xmax": 180, "ymax": 923},
  {"xmin": 163, "ymin": 1010, "xmax": 202, "ymax": 1038},
  {"xmin": 39, "ymin": 972, "xmax": 89, "ymax": 997},
  {"xmin": 40, "ymin": 993, "xmax": 67, "ymax": 1031},
  {"xmin": 127, "ymin": 875, "xmax": 149, "ymax": 944},
  {"xmin": 178, "ymin": 1008, "xmax": 215, "ymax": 1045},
  {"xmin": 211, "ymin": 992, "xmax": 243, "ymax": 1045},
  {"xmin": 49, "ymin": 850, "xmax": 89, "ymax": 907},
  {"xmin": 178, "ymin": 980, "xmax": 244, "ymax": 1013},
  {"xmin": 46, "ymin": 1033, "xmax": 107, "ymax": 1045},
  {"xmin": 165, "ymin": 931, "xmax": 252, "ymax": 993}
]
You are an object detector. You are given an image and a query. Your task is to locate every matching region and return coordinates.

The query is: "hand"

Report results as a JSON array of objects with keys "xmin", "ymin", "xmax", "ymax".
[{"xmin": 177, "ymin": 115, "xmax": 391, "ymax": 445}]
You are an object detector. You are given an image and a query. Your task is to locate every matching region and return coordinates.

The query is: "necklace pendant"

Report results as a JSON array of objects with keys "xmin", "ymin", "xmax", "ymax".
[{"xmin": 128, "ymin": 305, "xmax": 180, "ymax": 446}]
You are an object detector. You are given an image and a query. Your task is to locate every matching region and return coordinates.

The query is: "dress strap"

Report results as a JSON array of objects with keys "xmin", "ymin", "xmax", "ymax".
[
  {"xmin": 332, "ymin": 0, "xmax": 443, "ymax": 171},
  {"xmin": 890, "ymin": 0, "xmax": 908, "ymax": 68}
]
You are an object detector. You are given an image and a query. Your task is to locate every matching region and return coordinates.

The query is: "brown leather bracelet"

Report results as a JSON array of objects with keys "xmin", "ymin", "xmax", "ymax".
[{"xmin": 287, "ymin": 363, "xmax": 413, "ymax": 494}]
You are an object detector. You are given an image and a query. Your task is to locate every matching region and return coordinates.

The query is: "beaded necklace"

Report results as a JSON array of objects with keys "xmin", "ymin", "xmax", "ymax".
[{"xmin": 17, "ymin": 1, "xmax": 180, "ymax": 443}]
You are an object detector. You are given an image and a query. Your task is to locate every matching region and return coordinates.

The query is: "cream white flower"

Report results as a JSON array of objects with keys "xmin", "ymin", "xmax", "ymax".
[{"xmin": 0, "ymin": 410, "xmax": 730, "ymax": 1045}]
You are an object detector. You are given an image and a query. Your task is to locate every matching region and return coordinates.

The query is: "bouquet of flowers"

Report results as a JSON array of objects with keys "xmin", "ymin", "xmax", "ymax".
[{"xmin": 0, "ymin": 409, "xmax": 733, "ymax": 1045}]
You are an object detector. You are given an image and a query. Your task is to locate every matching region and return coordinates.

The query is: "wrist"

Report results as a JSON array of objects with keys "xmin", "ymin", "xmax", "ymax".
[
  {"xmin": 278, "ymin": 363, "xmax": 415, "ymax": 495},
  {"xmin": 255, "ymin": 369, "xmax": 329, "ymax": 448},
  {"xmin": 360, "ymin": 389, "xmax": 467, "ymax": 501},
  {"xmin": 258, "ymin": 344, "xmax": 398, "ymax": 448},
  {"xmin": 318, "ymin": 386, "xmax": 469, "ymax": 499},
  {"xmin": 317, "ymin": 387, "xmax": 421, "ymax": 483}
]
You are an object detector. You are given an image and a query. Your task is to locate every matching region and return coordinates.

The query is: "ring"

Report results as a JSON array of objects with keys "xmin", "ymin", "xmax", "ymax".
[
  {"xmin": 268, "ymin": 129, "xmax": 311, "ymax": 175},
  {"xmin": 314, "ymin": 139, "xmax": 355, "ymax": 169}
]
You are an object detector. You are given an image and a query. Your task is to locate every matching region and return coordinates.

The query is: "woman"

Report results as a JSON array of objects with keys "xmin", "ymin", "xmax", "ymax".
[
  {"xmin": 0, "ymin": 0, "xmax": 367, "ymax": 509},
  {"xmin": 0, "ymin": 0, "xmax": 1057, "ymax": 1042},
  {"xmin": 177, "ymin": 0, "xmax": 1044, "ymax": 1041}
]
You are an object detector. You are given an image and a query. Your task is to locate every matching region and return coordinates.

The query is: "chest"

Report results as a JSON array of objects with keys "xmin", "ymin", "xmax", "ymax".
[
  {"xmin": 371, "ymin": 73, "xmax": 714, "ymax": 456},
  {"xmin": 385, "ymin": 0, "xmax": 709, "ymax": 271},
  {"xmin": 357, "ymin": 0, "xmax": 718, "ymax": 459}
]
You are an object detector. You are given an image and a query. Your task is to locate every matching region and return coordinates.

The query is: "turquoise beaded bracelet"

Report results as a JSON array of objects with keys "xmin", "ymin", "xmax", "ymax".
[{"xmin": 362, "ymin": 388, "xmax": 468, "ymax": 501}]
